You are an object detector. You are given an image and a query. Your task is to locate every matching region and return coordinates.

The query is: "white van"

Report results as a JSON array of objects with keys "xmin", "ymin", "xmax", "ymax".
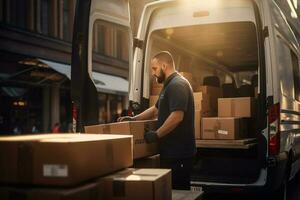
[{"xmin": 129, "ymin": 0, "xmax": 300, "ymax": 197}]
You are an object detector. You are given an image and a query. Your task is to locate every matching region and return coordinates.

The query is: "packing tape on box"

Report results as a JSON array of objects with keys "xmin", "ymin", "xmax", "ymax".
[{"xmin": 18, "ymin": 143, "xmax": 33, "ymax": 183}]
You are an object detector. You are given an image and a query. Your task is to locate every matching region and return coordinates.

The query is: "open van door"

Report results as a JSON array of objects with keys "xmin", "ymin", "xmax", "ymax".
[
  {"xmin": 72, "ymin": 0, "xmax": 132, "ymax": 131},
  {"xmin": 129, "ymin": 1, "xmax": 175, "ymax": 112}
]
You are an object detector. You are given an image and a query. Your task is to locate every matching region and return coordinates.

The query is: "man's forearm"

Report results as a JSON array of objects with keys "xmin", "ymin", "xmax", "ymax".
[
  {"xmin": 156, "ymin": 111, "xmax": 183, "ymax": 138},
  {"xmin": 133, "ymin": 106, "xmax": 158, "ymax": 120}
]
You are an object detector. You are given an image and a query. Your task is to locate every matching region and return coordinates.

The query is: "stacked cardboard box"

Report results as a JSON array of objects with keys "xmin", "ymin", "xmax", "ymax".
[
  {"xmin": 99, "ymin": 168, "xmax": 172, "ymax": 200},
  {"xmin": 218, "ymin": 97, "xmax": 255, "ymax": 118},
  {"xmin": 85, "ymin": 120, "xmax": 158, "ymax": 159},
  {"xmin": 193, "ymin": 92, "xmax": 216, "ymax": 139},
  {"xmin": 194, "ymin": 85, "xmax": 222, "ymax": 112},
  {"xmin": 201, "ymin": 117, "xmax": 248, "ymax": 140},
  {"xmin": 202, "ymin": 97, "xmax": 254, "ymax": 140},
  {"xmin": 0, "ymin": 134, "xmax": 133, "ymax": 186}
]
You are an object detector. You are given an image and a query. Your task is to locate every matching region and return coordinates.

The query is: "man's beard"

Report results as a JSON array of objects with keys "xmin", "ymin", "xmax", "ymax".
[{"xmin": 156, "ymin": 69, "xmax": 166, "ymax": 84}]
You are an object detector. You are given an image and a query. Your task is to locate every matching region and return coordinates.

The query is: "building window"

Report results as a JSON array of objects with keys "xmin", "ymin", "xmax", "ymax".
[
  {"xmin": 1, "ymin": 0, "xmax": 75, "ymax": 41},
  {"xmin": 93, "ymin": 20, "xmax": 130, "ymax": 62},
  {"xmin": 291, "ymin": 50, "xmax": 300, "ymax": 101},
  {"xmin": 40, "ymin": 0, "xmax": 49, "ymax": 35}
]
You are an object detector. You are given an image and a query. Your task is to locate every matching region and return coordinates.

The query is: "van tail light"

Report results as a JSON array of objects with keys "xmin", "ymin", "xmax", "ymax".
[{"xmin": 268, "ymin": 103, "xmax": 280, "ymax": 155}]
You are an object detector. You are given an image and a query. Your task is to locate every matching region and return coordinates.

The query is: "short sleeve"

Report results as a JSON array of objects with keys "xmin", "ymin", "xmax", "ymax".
[{"xmin": 166, "ymin": 83, "xmax": 189, "ymax": 112}]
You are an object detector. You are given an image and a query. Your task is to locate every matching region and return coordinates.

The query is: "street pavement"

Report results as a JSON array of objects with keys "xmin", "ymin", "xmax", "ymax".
[{"xmin": 202, "ymin": 175, "xmax": 300, "ymax": 200}]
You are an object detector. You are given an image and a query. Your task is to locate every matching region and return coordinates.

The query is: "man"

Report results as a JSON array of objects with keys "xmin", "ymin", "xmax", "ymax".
[{"xmin": 118, "ymin": 51, "xmax": 196, "ymax": 190}]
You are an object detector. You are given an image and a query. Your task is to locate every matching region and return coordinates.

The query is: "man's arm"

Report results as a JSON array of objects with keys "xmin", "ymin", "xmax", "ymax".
[
  {"xmin": 118, "ymin": 105, "xmax": 158, "ymax": 122},
  {"xmin": 156, "ymin": 110, "xmax": 184, "ymax": 138},
  {"xmin": 133, "ymin": 106, "xmax": 158, "ymax": 120}
]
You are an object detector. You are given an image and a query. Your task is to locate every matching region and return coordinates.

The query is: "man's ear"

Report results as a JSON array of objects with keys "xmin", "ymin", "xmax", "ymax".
[{"xmin": 162, "ymin": 63, "xmax": 166, "ymax": 71}]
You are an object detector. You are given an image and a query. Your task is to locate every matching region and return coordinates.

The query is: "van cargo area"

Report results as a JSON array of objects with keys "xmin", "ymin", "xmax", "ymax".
[{"xmin": 145, "ymin": 21, "xmax": 266, "ymax": 185}]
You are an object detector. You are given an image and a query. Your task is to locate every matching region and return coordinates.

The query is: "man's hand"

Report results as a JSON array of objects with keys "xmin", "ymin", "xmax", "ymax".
[
  {"xmin": 117, "ymin": 116, "xmax": 135, "ymax": 122},
  {"xmin": 144, "ymin": 130, "xmax": 158, "ymax": 143}
]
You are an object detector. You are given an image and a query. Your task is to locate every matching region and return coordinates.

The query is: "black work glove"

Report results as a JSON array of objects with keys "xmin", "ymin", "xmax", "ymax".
[
  {"xmin": 144, "ymin": 130, "xmax": 158, "ymax": 144},
  {"xmin": 117, "ymin": 116, "xmax": 135, "ymax": 122}
]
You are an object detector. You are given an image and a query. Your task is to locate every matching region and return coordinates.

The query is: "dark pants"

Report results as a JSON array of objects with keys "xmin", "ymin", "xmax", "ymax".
[{"xmin": 160, "ymin": 157, "xmax": 193, "ymax": 190}]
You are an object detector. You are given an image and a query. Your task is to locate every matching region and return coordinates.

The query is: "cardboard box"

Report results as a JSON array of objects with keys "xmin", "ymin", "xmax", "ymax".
[
  {"xmin": 218, "ymin": 97, "xmax": 255, "ymax": 118},
  {"xmin": 134, "ymin": 154, "xmax": 160, "ymax": 168},
  {"xmin": 108, "ymin": 120, "xmax": 158, "ymax": 159},
  {"xmin": 85, "ymin": 120, "xmax": 158, "ymax": 159},
  {"xmin": 179, "ymin": 72, "xmax": 193, "ymax": 85},
  {"xmin": 195, "ymin": 111, "xmax": 201, "ymax": 139},
  {"xmin": 99, "ymin": 168, "xmax": 172, "ymax": 200},
  {"xmin": 201, "ymin": 117, "xmax": 248, "ymax": 140},
  {"xmin": 85, "ymin": 124, "xmax": 109, "ymax": 134},
  {"xmin": 149, "ymin": 95, "xmax": 159, "ymax": 107},
  {"xmin": 0, "ymin": 181, "xmax": 102, "ymax": 200},
  {"xmin": 0, "ymin": 134, "xmax": 133, "ymax": 186},
  {"xmin": 194, "ymin": 111, "xmax": 215, "ymax": 139},
  {"xmin": 193, "ymin": 92, "xmax": 212, "ymax": 112},
  {"xmin": 194, "ymin": 85, "xmax": 222, "ymax": 110}
]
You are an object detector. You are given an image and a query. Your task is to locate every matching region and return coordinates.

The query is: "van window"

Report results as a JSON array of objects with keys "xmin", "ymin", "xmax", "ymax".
[
  {"xmin": 276, "ymin": 36, "xmax": 295, "ymax": 98},
  {"xmin": 93, "ymin": 20, "xmax": 129, "ymax": 62},
  {"xmin": 291, "ymin": 50, "xmax": 300, "ymax": 101}
]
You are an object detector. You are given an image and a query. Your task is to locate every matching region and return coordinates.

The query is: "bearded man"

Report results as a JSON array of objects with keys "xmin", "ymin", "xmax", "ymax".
[{"xmin": 118, "ymin": 51, "xmax": 196, "ymax": 190}]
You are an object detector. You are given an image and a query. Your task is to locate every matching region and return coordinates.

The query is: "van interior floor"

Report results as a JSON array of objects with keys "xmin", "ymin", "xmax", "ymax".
[{"xmin": 196, "ymin": 138, "xmax": 257, "ymax": 149}]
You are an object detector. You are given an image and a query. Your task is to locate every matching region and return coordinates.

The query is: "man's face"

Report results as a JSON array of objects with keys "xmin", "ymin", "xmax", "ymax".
[{"xmin": 151, "ymin": 59, "xmax": 166, "ymax": 84}]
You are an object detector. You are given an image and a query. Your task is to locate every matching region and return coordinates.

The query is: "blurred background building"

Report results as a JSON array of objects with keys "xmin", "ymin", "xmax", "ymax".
[{"xmin": 0, "ymin": 0, "xmax": 156, "ymax": 134}]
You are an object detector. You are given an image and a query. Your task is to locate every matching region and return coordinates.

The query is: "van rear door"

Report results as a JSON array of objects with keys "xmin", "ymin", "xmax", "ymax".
[{"xmin": 72, "ymin": 0, "xmax": 132, "ymax": 130}]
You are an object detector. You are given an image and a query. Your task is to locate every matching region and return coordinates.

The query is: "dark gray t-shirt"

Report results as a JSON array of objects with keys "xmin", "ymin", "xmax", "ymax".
[{"xmin": 155, "ymin": 72, "xmax": 196, "ymax": 159}]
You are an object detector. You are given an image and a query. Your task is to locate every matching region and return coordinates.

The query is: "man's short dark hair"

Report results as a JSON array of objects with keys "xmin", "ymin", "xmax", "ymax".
[{"xmin": 152, "ymin": 51, "xmax": 174, "ymax": 66}]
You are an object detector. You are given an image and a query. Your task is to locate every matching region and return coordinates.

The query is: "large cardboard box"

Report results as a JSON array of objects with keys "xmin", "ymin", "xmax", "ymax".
[
  {"xmin": 99, "ymin": 168, "xmax": 172, "ymax": 200},
  {"xmin": 193, "ymin": 92, "xmax": 212, "ymax": 113},
  {"xmin": 0, "ymin": 134, "xmax": 133, "ymax": 186},
  {"xmin": 85, "ymin": 120, "xmax": 158, "ymax": 159},
  {"xmin": 194, "ymin": 110, "xmax": 215, "ymax": 139},
  {"xmin": 194, "ymin": 85, "xmax": 222, "ymax": 110},
  {"xmin": 195, "ymin": 111, "xmax": 201, "ymax": 139},
  {"xmin": 149, "ymin": 95, "xmax": 159, "ymax": 107},
  {"xmin": 0, "ymin": 181, "xmax": 102, "ymax": 200},
  {"xmin": 201, "ymin": 117, "xmax": 248, "ymax": 140},
  {"xmin": 134, "ymin": 154, "xmax": 160, "ymax": 168},
  {"xmin": 218, "ymin": 97, "xmax": 255, "ymax": 118},
  {"xmin": 85, "ymin": 124, "xmax": 109, "ymax": 134},
  {"xmin": 108, "ymin": 120, "xmax": 158, "ymax": 159}
]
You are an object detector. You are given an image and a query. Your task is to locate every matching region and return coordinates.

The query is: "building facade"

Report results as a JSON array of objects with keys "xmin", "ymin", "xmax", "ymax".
[{"xmin": 0, "ymin": 0, "xmax": 130, "ymax": 134}]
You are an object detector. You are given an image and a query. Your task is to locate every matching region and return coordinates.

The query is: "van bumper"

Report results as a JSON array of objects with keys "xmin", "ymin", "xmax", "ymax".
[{"xmin": 194, "ymin": 152, "xmax": 288, "ymax": 195}]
